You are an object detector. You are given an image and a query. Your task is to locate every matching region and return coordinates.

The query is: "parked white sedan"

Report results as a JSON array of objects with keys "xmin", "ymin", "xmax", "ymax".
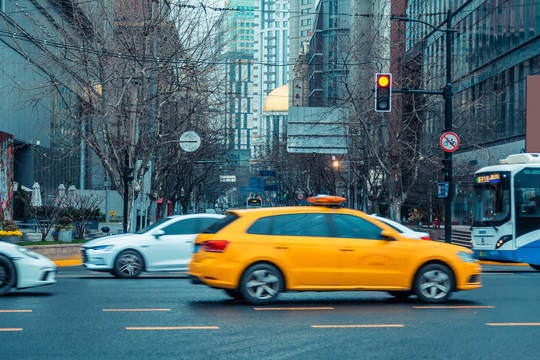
[
  {"xmin": 81, "ymin": 214, "xmax": 224, "ymax": 278},
  {"xmin": 369, "ymin": 214, "xmax": 432, "ymax": 240},
  {"xmin": 0, "ymin": 242, "xmax": 57, "ymax": 296}
]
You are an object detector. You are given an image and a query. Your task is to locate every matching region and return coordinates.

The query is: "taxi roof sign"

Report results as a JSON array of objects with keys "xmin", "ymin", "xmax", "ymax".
[{"xmin": 307, "ymin": 195, "xmax": 346, "ymax": 206}]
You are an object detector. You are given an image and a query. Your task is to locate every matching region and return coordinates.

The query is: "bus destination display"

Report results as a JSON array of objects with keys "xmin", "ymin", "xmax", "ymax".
[{"xmin": 476, "ymin": 173, "xmax": 501, "ymax": 183}]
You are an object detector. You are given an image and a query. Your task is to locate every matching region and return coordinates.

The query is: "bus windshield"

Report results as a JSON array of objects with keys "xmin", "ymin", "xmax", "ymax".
[
  {"xmin": 514, "ymin": 168, "xmax": 540, "ymax": 237},
  {"xmin": 472, "ymin": 172, "xmax": 511, "ymax": 226}
]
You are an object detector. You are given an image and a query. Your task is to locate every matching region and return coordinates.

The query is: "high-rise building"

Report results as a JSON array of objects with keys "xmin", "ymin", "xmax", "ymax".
[
  {"xmin": 405, "ymin": 0, "xmax": 540, "ymax": 164},
  {"xmin": 252, "ymin": 0, "xmax": 290, "ymax": 159},
  {"xmin": 404, "ymin": 0, "xmax": 540, "ymax": 222},
  {"xmin": 288, "ymin": 0, "xmax": 317, "ymax": 107},
  {"xmin": 219, "ymin": 0, "xmax": 255, "ymax": 155}
]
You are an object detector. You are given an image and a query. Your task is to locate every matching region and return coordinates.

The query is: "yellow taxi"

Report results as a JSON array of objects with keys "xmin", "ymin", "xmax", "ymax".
[{"xmin": 189, "ymin": 196, "xmax": 481, "ymax": 304}]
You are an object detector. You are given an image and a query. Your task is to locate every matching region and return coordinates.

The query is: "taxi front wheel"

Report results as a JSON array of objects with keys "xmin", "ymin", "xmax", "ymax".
[
  {"xmin": 413, "ymin": 263, "xmax": 454, "ymax": 303},
  {"xmin": 239, "ymin": 263, "xmax": 284, "ymax": 305}
]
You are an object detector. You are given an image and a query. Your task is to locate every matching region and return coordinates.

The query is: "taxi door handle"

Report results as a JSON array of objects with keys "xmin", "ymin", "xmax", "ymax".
[
  {"xmin": 274, "ymin": 245, "xmax": 289, "ymax": 249},
  {"xmin": 340, "ymin": 247, "xmax": 355, "ymax": 252}
]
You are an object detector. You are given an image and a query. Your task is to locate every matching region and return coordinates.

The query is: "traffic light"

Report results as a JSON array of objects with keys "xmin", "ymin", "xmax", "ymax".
[
  {"xmin": 441, "ymin": 159, "xmax": 451, "ymax": 177},
  {"xmin": 124, "ymin": 166, "xmax": 134, "ymax": 184},
  {"xmin": 332, "ymin": 155, "xmax": 340, "ymax": 168},
  {"xmin": 375, "ymin": 73, "xmax": 392, "ymax": 112}
]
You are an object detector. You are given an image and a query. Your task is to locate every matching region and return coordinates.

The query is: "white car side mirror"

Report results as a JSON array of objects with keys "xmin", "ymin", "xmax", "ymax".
[{"xmin": 154, "ymin": 229, "xmax": 165, "ymax": 238}]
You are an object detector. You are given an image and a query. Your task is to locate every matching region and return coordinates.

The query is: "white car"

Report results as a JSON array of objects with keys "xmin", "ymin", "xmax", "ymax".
[
  {"xmin": 369, "ymin": 214, "xmax": 432, "ymax": 240},
  {"xmin": 0, "ymin": 242, "xmax": 57, "ymax": 296},
  {"xmin": 81, "ymin": 214, "xmax": 224, "ymax": 278}
]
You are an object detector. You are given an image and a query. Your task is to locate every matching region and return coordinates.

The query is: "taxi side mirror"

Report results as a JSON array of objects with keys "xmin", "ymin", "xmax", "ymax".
[
  {"xmin": 380, "ymin": 230, "xmax": 399, "ymax": 241},
  {"xmin": 154, "ymin": 229, "xmax": 165, "ymax": 238}
]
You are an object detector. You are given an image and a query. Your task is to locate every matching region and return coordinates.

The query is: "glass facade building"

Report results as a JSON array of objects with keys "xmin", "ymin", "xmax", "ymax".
[
  {"xmin": 406, "ymin": 0, "xmax": 540, "ymax": 154},
  {"xmin": 405, "ymin": 0, "xmax": 540, "ymax": 223}
]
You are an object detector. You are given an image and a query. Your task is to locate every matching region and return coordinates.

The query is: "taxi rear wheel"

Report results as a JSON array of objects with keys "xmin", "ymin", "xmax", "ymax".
[
  {"xmin": 413, "ymin": 264, "xmax": 454, "ymax": 303},
  {"xmin": 113, "ymin": 250, "xmax": 144, "ymax": 279},
  {"xmin": 0, "ymin": 255, "xmax": 16, "ymax": 296},
  {"xmin": 239, "ymin": 263, "xmax": 284, "ymax": 305}
]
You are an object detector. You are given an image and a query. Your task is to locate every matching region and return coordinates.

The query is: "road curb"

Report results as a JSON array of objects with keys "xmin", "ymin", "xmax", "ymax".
[{"xmin": 54, "ymin": 259, "xmax": 83, "ymax": 267}]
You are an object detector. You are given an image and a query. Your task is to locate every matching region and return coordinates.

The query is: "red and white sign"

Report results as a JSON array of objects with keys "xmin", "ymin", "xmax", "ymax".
[
  {"xmin": 297, "ymin": 193, "xmax": 305, "ymax": 200},
  {"xmin": 440, "ymin": 132, "xmax": 460, "ymax": 152}
]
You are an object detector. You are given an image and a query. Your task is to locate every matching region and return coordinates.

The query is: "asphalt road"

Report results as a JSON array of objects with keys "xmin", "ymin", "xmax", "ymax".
[{"xmin": 2, "ymin": 264, "xmax": 540, "ymax": 360}]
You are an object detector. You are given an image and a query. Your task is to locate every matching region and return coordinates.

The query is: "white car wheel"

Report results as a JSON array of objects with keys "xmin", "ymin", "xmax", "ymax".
[
  {"xmin": 113, "ymin": 250, "xmax": 144, "ymax": 279},
  {"xmin": 0, "ymin": 255, "xmax": 16, "ymax": 296}
]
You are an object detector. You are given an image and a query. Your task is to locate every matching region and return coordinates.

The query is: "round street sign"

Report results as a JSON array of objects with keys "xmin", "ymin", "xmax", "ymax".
[
  {"xmin": 297, "ymin": 193, "xmax": 305, "ymax": 200},
  {"xmin": 440, "ymin": 132, "xmax": 460, "ymax": 152},
  {"xmin": 179, "ymin": 131, "xmax": 201, "ymax": 152}
]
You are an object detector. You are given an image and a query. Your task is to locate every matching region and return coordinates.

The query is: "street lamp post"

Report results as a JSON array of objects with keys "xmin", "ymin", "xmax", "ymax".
[{"xmin": 391, "ymin": 11, "xmax": 456, "ymax": 243}]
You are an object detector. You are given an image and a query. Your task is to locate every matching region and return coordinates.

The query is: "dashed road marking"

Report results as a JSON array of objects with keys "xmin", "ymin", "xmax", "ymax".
[
  {"xmin": 312, "ymin": 324, "xmax": 404, "ymax": 328},
  {"xmin": 254, "ymin": 307, "xmax": 334, "ymax": 311},
  {"xmin": 0, "ymin": 310, "xmax": 32, "ymax": 313},
  {"xmin": 103, "ymin": 309, "xmax": 171, "ymax": 312},
  {"xmin": 487, "ymin": 323, "xmax": 540, "ymax": 326},
  {"xmin": 413, "ymin": 306, "xmax": 495, "ymax": 309},
  {"xmin": 0, "ymin": 328, "xmax": 23, "ymax": 331},
  {"xmin": 126, "ymin": 326, "xmax": 219, "ymax": 330}
]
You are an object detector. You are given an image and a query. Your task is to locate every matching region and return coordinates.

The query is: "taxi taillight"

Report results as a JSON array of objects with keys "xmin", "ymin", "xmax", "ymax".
[
  {"xmin": 421, "ymin": 236, "xmax": 431, "ymax": 241},
  {"xmin": 202, "ymin": 240, "xmax": 229, "ymax": 253}
]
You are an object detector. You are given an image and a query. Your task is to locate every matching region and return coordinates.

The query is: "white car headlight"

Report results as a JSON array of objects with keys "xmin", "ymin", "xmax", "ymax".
[
  {"xmin": 17, "ymin": 246, "xmax": 41, "ymax": 259},
  {"xmin": 457, "ymin": 251, "xmax": 476, "ymax": 263},
  {"xmin": 88, "ymin": 245, "xmax": 113, "ymax": 252}
]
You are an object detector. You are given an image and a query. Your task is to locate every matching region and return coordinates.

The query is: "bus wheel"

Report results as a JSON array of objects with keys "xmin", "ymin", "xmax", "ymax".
[{"xmin": 529, "ymin": 264, "xmax": 540, "ymax": 271}]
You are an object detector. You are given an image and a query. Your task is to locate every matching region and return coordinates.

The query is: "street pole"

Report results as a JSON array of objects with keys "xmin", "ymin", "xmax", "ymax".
[
  {"xmin": 123, "ymin": 152, "xmax": 129, "ymax": 234},
  {"xmin": 444, "ymin": 10, "xmax": 454, "ymax": 243},
  {"xmin": 391, "ymin": 13, "xmax": 456, "ymax": 243}
]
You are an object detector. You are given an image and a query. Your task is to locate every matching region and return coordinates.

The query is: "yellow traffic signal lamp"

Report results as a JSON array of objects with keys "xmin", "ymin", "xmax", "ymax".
[{"xmin": 375, "ymin": 73, "xmax": 392, "ymax": 112}]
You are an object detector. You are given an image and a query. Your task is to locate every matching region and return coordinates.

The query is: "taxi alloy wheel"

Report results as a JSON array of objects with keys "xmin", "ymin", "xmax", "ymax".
[
  {"xmin": 239, "ymin": 263, "xmax": 284, "ymax": 305},
  {"xmin": 0, "ymin": 255, "xmax": 16, "ymax": 296},
  {"xmin": 414, "ymin": 263, "xmax": 454, "ymax": 303},
  {"xmin": 113, "ymin": 250, "xmax": 144, "ymax": 279}
]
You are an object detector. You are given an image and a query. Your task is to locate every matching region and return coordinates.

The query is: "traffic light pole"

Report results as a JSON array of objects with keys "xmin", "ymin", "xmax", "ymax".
[
  {"xmin": 123, "ymin": 153, "xmax": 130, "ymax": 234},
  {"xmin": 391, "ymin": 11, "xmax": 456, "ymax": 243},
  {"xmin": 444, "ymin": 10, "xmax": 454, "ymax": 244}
]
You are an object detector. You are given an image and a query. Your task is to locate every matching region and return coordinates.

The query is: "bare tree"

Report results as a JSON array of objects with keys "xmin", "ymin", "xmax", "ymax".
[
  {"xmin": 2, "ymin": 0, "xmax": 228, "ymax": 230},
  {"xmin": 61, "ymin": 193, "xmax": 104, "ymax": 239},
  {"xmin": 22, "ymin": 194, "xmax": 61, "ymax": 242}
]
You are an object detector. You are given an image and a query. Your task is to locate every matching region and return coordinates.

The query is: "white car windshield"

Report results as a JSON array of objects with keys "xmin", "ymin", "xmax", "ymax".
[{"xmin": 135, "ymin": 218, "xmax": 172, "ymax": 234}]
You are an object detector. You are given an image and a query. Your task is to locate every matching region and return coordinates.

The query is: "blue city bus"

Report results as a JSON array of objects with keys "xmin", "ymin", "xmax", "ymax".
[{"xmin": 472, "ymin": 153, "xmax": 540, "ymax": 270}]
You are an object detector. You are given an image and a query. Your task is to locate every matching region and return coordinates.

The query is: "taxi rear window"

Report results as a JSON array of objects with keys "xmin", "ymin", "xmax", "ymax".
[
  {"xmin": 247, "ymin": 213, "xmax": 332, "ymax": 237},
  {"xmin": 201, "ymin": 214, "xmax": 239, "ymax": 234}
]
